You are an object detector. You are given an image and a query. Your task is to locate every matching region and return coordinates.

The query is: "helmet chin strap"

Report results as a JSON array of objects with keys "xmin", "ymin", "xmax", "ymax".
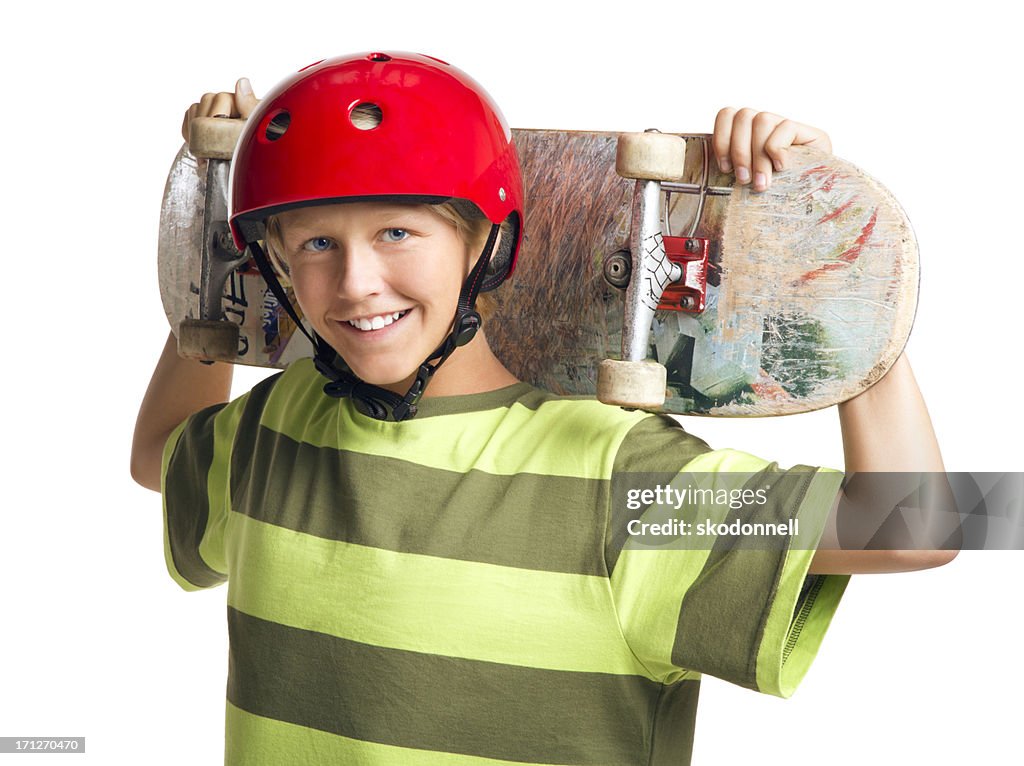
[{"xmin": 247, "ymin": 223, "xmax": 500, "ymax": 421}]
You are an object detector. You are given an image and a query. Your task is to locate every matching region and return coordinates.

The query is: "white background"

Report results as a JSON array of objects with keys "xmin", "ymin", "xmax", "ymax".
[{"xmin": 1, "ymin": 1, "xmax": 1020, "ymax": 764}]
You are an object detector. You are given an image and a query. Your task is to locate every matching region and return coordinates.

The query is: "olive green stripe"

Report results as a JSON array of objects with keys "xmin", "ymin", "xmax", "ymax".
[
  {"xmin": 229, "ymin": 425, "xmax": 610, "ymax": 575},
  {"xmin": 609, "ymin": 449, "xmax": 796, "ymax": 682},
  {"xmin": 671, "ymin": 461, "xmax": 818, "ymax": 690},
  {"xmin": 225, "ymin": 512, "xmax": 648, "ymax": 676},
  {"xmin": 197, "ymin": 392, "xmax": 261, "ymax": 577},
  {"xmin": 162, "ymin": 402, "xmax": 233, "ymax": 589},
  {"xmin": 226, "ymin": 605, "xmax": 663, "ymax": 764},
  {"xmin": 161, "ymin": 372, "xmax": 284, "ymax": 591},
  {"xmin": 649, "ymin": 680, "xmax": 701, "ymax": 766},
  {"xmin": 756, "ymin": 469, "xmax": 847, "ymax": 697},
  {"xmin": 410, "ymin": 381, "xmax": 557, "ymax": 417},
  {"xmin": 606, "ymin": 415, "xmax": 711, "ymax": 573},
  {"xmin": 226, "ymin": 701, "xmax": 562, "ymax": 765},
  {"xmin": 227, "ymin": 369, "xmax": 285, "ymax": 484},
  {"xmin": 611, "ymin": 414, "xmax": 711, "ymax": 474},
  {"xmin": 259, "ymin": 360, "xmax": 648, "ymax": 480}
]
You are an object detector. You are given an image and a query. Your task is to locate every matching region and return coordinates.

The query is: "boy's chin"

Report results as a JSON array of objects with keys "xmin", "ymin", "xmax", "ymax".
[
  {"xmin": 347, "ymin": 366, "xmax": 418, "ymax": 394},
  {"xmin": 319, "ymin": 346, "xmax": 419, "ymax": 391}
]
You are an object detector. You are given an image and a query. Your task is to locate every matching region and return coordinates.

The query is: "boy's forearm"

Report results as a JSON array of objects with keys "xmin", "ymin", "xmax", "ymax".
[
  {"xmin": 813, "ymin": 353, "xmax": 957, "ymax": 573},
  {"xmin": 838, "ymin": 353, "xmax": 944, "ymax": 474},
  {"xmin": 130, "ymin": 331, "xmax": 233, "ymax": 492}
]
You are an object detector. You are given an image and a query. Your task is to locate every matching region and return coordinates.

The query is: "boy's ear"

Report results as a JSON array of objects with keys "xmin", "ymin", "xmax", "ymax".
[
  {"xmin": 481, "ymin": 224, "xmax": 516, "ymax": 292},
  {"xmin": 464, "ymin": 227, "xmax": 501, "ymax": 270}
]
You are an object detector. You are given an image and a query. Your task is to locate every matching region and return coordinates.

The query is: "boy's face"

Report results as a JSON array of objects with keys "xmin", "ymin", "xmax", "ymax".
[{"xmin": 275, "ymin": 201, "xmax": 476, "ymax": 392}]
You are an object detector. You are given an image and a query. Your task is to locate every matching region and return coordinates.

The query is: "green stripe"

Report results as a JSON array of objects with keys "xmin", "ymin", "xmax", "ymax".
[
  {"xmin": 162, "ymin": 402, "xmax": 233, "ymax": 589},
  {"xmin": 610, "ymin": 546, "xmax": 713, "ymax": 683},
  {"xmin": 224, "ymin": 512, "xmax": 647, "ymax": 676},
  {"xmin": 226, "ymin": 605, "xmax": 662, "ymax": 764},
  {"xmin": 229, "ymin": 425, "xmax": 609, "ymax": 575},
  {"xmin": 258, "ymin": 360, "xmax": 648, "ymax": 480}
]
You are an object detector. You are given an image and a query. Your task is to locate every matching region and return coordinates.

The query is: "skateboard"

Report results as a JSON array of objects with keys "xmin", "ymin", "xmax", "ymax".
[{"xmin": 158, "ymin": 119, "xmax": 917, "ymax": 416}]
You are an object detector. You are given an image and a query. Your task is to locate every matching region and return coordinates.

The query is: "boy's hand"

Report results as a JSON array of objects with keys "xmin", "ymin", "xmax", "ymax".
[
  {"xmin": 181, "ymin": 77, "xmax": 260, "ymax": 143},
  {"xmin": 712, "ymin": 108, "xmax": 832, "ymax": 192}
]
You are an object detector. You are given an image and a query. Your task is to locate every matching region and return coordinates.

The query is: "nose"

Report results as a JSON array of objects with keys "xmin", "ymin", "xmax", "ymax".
[{"xmin": 332, "ymin": 241, "xmax": 387, "ymax": 301}]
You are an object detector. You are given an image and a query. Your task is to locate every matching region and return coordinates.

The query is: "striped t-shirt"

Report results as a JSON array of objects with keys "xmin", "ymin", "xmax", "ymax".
[{"xmin": 161, "ymin": 358, "xmax": 848, "ymax": 765}]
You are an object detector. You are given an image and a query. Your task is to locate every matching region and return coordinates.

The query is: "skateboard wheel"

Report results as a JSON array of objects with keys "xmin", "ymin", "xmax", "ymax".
[
  {"xmin": 596, "ymin": 359, "xmax": 667, "ymax": 409},
  {"xmin": 615, "ymin": 132, "xmax": 686, "ymax": 181},
  {"xmin": 178, "ymin": 319, "xmax": 240, "ymax": 362},
  {"xmin": 189, "ymin": 117, "xmax": 246, "ymax": 160}
]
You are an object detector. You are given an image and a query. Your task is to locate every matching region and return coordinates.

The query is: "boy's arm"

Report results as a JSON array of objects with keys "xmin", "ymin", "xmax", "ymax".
[
  {"xmin": 712, "ymin": 109, "xmax": 956, "ymax": 575},
  {"xmin": 809, "ymin": 354, "xmax": 957, "ymax": 574},
  {"xmin": 131, "ymin": 79, "xmax": 259, "ymax": 493},
  {"xmin": 130, "ymin": 331, "xmax": 232, "ymax": 492}
]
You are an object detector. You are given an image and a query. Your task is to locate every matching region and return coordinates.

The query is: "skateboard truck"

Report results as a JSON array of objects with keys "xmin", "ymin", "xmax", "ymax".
[
  {"xmin": 658, "ymin": 236, "xmax": 708, "ymax": 312},
  {"xmin": 597, "ymin": 130, "xmax": 690, "ymax": 409},
  {"xmin": 603, "ymin": 239, "xmax": 709, "ymax": 311},
  {"xmin": 177, "ymin": 117, "xmax": 248, "ymax": 362}
]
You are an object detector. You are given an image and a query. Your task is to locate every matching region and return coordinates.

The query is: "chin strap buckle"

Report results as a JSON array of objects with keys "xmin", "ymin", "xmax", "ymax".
[
  {"xmin": 318, "ymin": 349, "xmax": 430, "ymax": 423},
  {"xmin": 391, "ymin": 370, "xmax": 427, "ymax": 422},
  {"xmin": 453, "ymin": 311, "xmax": 480, "ymax": 347}
]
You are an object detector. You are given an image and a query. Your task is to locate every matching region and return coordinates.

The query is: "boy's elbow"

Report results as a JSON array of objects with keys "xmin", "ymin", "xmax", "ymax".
[
  {"xmin": 903, "ymin": 548, "xmax": 959, "ymax": 570},
  {"xmin": 875, "ymin": 548, "xmax": 960, "ymax": 572}
]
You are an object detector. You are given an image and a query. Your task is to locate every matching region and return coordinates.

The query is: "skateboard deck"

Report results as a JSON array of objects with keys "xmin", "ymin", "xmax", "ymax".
[{"xmin": 158, "ymin": 127, "xmax": 917, "ymax": 416}]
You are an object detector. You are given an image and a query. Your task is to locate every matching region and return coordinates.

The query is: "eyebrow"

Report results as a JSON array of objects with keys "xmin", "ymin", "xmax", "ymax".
[{"xmin": 281, "ymin": 207, "xmax": 434, "ymax": 238}]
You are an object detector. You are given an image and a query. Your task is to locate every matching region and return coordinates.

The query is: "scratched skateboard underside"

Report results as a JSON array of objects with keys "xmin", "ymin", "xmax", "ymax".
[
  {"xmin": 159, "ymin": 146, "xmax": 308, "ymax": 368},
  {"xmin": 159, "ymin": 130, "xmax": 917, "ymax": 416},
  {"xmin": 491, "ymin": 131, "xmax": 917, "ymax": 415}
]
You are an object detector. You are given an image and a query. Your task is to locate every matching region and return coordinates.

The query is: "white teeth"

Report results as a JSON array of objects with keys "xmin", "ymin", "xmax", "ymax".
[{"xmin": 346, "ymin": 310, "xmax": 405, "ymax": 331}]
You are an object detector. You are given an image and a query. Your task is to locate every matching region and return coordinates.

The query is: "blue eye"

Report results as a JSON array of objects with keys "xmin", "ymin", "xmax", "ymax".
[
  {"xmin": 303, "ymin": 237, "xmax": 332, "ymax": 252},
  {"xmin": 382, "ymin": 228, "xmax": 409, "ymax": 243}
]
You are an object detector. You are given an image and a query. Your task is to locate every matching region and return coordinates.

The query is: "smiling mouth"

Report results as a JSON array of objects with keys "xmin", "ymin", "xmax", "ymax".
[{"xmin": 344, "ymin": 310, "xmax": 410, "ymax": 332}]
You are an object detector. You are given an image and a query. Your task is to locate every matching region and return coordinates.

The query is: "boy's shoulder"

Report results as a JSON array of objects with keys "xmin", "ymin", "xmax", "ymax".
[
  {"xmin": 197, "ymin": 358, "xmax": 714, "ymax": 487},
  {"xmin": 248, "ymin": 358, "xmax": 708, "ymax": 462}
]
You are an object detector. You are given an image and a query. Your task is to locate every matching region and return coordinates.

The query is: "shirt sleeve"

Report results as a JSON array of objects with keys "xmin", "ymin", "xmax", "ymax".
[
  {"xmin": 160, "ymin": 393, "xmax": 250, "ymax": 591},
  {"xmin": 606, "ymin": 414, "xmax": 849, "ymax": 698}
]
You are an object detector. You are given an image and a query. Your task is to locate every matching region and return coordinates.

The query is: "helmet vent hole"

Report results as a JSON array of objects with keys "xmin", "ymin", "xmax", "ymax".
[
  {"xmin": 368, "ymin": 53, "xmax": 392, "ymax": 62},
  {"xmin": 265, "ymin": 110, "xmax": 291, "ymax": 141},
  {"xmin": 351, "ymin": 103, "xmax": 383, "ymax": 130}
]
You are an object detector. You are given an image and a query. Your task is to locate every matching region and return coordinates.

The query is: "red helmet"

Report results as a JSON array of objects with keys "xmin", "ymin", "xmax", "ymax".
[{"xmin": 229, "ymin": 51, "xmax": 523, "ymax": 286}]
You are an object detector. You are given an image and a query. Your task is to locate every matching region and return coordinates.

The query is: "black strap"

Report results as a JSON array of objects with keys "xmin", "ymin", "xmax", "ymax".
[{"xmin": 247, "ymin": 241, "xmax": 327, "ymax": 358}]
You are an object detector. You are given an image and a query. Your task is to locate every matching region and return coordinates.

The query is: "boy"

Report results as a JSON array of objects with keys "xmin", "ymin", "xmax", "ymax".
[{"xmin": 132, "ymin": 52, "xmax": 952, "ymax": 765}]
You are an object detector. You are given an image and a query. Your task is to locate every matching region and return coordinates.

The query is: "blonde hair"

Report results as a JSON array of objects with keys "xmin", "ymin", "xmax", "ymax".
[{"xmin": 262, "ymin": 201, "xmax": 508, "ymax": 321}]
